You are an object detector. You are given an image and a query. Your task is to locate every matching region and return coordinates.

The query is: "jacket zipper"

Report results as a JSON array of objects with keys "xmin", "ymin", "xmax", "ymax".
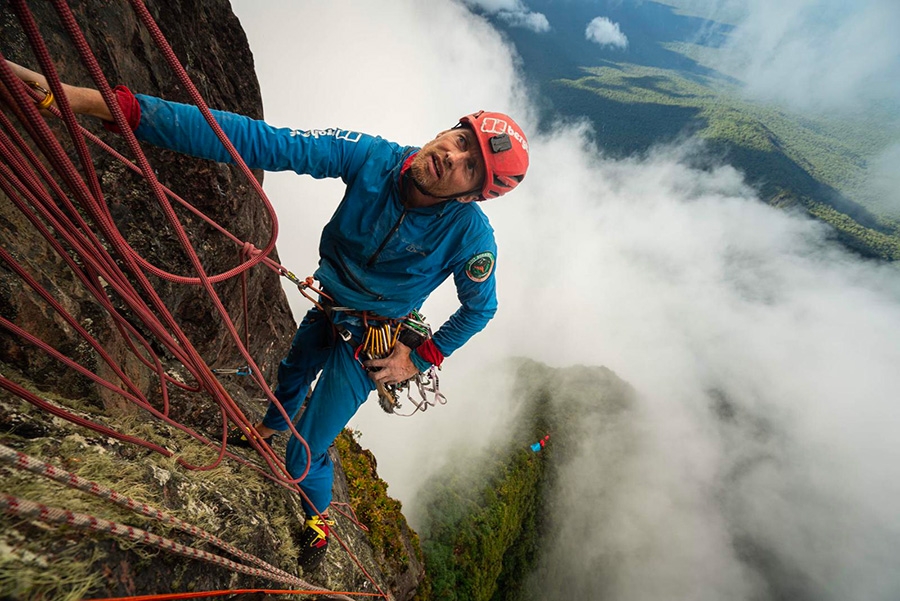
[
  {"xmin": 366, "ymin": 209, "xmax": 407, "ymax": 268},
  {"xmin": 334, "ymin": 251, "xmax": 383, "ymax": 300}
]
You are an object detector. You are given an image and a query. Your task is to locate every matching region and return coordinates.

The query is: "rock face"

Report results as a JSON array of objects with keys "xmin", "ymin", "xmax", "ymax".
[
  {"xmin": 415, "ymin": 360, "xmax": 637, "ymax": 601},
  {"xmin": 0, "ymin": 1, "xmax": 422, "ymax": 599}
]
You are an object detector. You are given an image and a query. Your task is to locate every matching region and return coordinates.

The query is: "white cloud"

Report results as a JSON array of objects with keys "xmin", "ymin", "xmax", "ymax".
[
  {"xmin": 232, "ymin": 1, "xmax": 900, "ymax": 596},
  {"xmin": 500, "ymin": 135, "xmax": 900, "ymax": 599},
  {"xmin": 497, "ymin": 9, "xmax": 550, "ymax": 33},
  {"xmin": 585, "ymin": 16, "xmax": 629, "ymax": 49},
  {"xmin": 463, "ymin": 0, "xmax": 550, "ymax": 32},
  {"xmin": 866, "ymin": 143, "xmax": 900, "ymax": 217},
  {"xmin": 694, "ymin": 0, "xmax": 900, "ymax": 111}
]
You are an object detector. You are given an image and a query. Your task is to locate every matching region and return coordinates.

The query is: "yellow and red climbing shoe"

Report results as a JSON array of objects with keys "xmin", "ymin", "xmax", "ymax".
[
  {"xmin": 298, "ymin": 514, "xmax": 335, "ymax": 571},
  {"xmin": 225, "ymin": 425, "xmax": 274, "ymax": 450}
]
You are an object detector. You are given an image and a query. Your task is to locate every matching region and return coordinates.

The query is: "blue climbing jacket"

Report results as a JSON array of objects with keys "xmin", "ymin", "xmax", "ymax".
[{"xmin": 133, "ymin": 95, "xmax": 498, "ymax": 365}]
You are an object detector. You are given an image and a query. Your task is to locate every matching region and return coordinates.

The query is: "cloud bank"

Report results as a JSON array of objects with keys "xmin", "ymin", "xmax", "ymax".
[
  {"xmin": 866, "ymin": 143, "xmax": 900, "ymax": 217},
  {"xmin": 504, "ymin": 137, "xmax": 900, "ymax": 600},
  {"xmin": 463, "ymin": 0, "xmax": 550, "ymax": 32},
  {"xmin": 693, "ymin": 0, "xmax": 900, "ymax": 112},
  {"xmin": 585, "ymin": 16, "xmax": 628, "ymax": 49},
  {"xmin": 232, "ymin": 1, "xmax": 900, "ymax": 598}
]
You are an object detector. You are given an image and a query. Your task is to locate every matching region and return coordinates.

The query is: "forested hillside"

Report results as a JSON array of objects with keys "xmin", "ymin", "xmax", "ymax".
[
  {"xmin": 416, "ymin": 360, "xmax": 637, "ymax": 601},
  {"xmin": 546, "ymin": 64, "xmax": 900, "ymax": 259}
]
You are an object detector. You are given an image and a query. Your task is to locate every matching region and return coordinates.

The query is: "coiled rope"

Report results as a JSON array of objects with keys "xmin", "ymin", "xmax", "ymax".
[
  {"xmin": 0, "ymin": 0, "xmax": 390, "ymax": 598},
  {"xmin": 0, "ymin": 443, "xmax": 298, "ymax": 583}
]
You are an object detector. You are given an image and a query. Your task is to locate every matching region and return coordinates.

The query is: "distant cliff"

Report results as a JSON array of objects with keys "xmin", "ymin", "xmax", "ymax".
[
  {"xmin": 0, "ymin": 1, "xmax": 421, "ymax": 599},
  {"xmin": 416, "ymin": 359, "xmax": 637, "ymax": 601}
]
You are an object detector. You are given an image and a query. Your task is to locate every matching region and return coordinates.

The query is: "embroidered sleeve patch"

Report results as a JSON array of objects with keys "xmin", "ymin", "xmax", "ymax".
[{"xmin": 465, "ymin": 251, "xmax": 495, "ymax": 282}]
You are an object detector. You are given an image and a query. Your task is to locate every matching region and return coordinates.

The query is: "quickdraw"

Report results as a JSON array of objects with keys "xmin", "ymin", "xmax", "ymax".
[{"xmin": 356, "ymin": 311, "xmax": 447, "ymax": 416}]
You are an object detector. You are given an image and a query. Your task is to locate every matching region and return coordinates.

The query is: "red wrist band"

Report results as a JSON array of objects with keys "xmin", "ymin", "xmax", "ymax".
[
  {"xmin": 416, "ymin": 339, "xmax": 444, "ymax": 367},
  {"xmin": 102, "ymin": 85, "xmax": 141, "ymax": 133}
]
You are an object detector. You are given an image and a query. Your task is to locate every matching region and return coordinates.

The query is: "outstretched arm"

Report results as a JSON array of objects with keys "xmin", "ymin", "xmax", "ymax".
[
  {"xmin": 7, "ymin": 60, "xmax": 371, "ymax": 178},
  {"xmin": 4, "ymin": 60, "xmax": 112, "ymax": 121}
]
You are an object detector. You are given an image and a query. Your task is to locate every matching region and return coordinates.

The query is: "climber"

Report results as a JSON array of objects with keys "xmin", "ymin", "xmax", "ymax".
[
  {"xmin": 5, "ymin": 60, "xmax": 529, "ymax": 572},
  {"xmin": 530, "ymin": 434, "xmax": 550, "ymax": 452}
]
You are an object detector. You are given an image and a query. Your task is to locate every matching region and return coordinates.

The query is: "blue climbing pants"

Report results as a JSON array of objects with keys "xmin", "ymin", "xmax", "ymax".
[{"xmin": 261, "ymin": 308, "xmax": 374, "ymax": 516}]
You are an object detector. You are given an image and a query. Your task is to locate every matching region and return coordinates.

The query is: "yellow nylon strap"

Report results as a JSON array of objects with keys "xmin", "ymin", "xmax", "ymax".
[{"xmin": 305, "ymin": 515, "xmax": 335, "ymax": 542}]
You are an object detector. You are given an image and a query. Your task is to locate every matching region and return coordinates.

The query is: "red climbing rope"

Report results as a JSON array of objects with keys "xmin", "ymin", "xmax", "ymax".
[
  {"xmin": 0, "ymin": 1, "xmax": 389, "ymax": 599},
  {"xmin": 0, "ymin": 0, "xmax": 307, "ymax": 483},
  {"xmin": 0, "ymin": 444, "xmax": 368, "ymax": 599},
  {"xmin": 87, "ymin": 589, "xmax": 386, "ymax": 601},
  {"xmin": 0, "ymin": 444, "xmax": 299, "ymax": 583},
  {"xmin": 2, "ymin": 494, "xmax": 318, "ymax": 588}
]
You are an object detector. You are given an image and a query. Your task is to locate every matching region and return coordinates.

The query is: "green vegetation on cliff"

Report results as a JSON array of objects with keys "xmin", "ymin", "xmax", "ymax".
[
  {"xmin": 416, "ymin": 360, "xmax": 637, "ymax": 601},
  {"xmin": 335, "ymin": 429, "xmax": 423, "ymax": 577},
  {"xmin": 415, "ymin": 385, "xmax": 551, "ymax": 600},
  {"xmin": 417, "ymin": 446, "xmax": 547, "ymax": 601}
]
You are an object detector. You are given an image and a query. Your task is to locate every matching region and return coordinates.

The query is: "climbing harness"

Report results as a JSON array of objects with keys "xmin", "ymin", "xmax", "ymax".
[{"xmin": 279, "ymin": 273, "xmax": 450, "ymax": 416}]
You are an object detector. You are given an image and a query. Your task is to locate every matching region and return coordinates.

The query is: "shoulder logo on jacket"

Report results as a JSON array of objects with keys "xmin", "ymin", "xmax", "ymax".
[
  {"xmin": 290, "ymin": 128, "xmax": 361, "ymax": 143},
  {"xmin": 465, "ymin": 251, "xmax": 495, "ymax": 283}
]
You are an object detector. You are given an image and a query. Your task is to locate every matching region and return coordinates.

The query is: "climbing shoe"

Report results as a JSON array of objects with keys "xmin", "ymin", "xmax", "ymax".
[
  {"xmin": 297, "ymin": 514, "xmax": 335, "ymax": 571},
  {"xmin": 225, "ymin": 426, "xmax": 273, "ymax": 449}
]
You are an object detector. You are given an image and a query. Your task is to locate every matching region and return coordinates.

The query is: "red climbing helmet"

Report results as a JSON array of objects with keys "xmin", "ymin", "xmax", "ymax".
[{"xmin": 458, "ymin": 110, "xmax": 529, "ymax": 200}]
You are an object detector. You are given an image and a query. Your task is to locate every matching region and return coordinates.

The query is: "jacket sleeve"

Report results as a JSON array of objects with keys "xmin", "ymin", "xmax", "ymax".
[
  {"xmin": 133, "ymin": 94, "xmax": 370, "ymax": 181},
  {"xmin": 411, "ymin": 228, "xmax": 499, "ymax": 371}
]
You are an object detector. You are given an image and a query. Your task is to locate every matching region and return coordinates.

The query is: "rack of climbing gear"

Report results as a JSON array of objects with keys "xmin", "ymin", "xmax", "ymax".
[
  {"xmin": 356, "ymin": 310, "xmax": 448, "ymax": 416},
  {"xmin": 278, "ymin": 271, "xmax": 451, "ymax": 416}
]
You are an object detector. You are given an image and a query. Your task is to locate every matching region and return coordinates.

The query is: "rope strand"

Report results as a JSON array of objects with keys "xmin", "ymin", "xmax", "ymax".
[{"xmin": 0, "ymin": 3, "xmax": 391, "ymax": 599}]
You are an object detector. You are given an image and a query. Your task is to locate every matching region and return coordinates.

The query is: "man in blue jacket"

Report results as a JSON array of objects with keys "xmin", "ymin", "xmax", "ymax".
[{"xmin": 7, "ymin": 60, "xmax": 529, "ymax": 571}]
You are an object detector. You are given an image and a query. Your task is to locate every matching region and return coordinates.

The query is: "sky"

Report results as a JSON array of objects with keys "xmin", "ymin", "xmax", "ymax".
[{"xmin": 230, "ymin": 1, "xmax": 900, "ymax": 598}]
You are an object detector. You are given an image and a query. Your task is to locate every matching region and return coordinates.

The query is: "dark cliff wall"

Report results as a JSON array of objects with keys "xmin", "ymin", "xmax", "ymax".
[
  {"xmin": 0, "ymin": 0, "xmax": 290, "ymax": 393},
  {"xmin": 0, "ymin": 1, "xmax": 422, "ymax": 599}
]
